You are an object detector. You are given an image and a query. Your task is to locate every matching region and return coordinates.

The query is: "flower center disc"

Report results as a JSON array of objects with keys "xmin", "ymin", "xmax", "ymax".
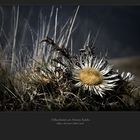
[{"xmin": 79, "ymin": 68, "xmax": 103, "ymax": 85}]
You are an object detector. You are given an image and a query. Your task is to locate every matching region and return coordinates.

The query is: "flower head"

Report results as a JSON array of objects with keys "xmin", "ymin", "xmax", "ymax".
[
  {"xmin": 79, "ymin": 67, "xmax": 103, "ymax": 85},
  {"xmin": 72, "ymin": 54, "xmax": 120, "ymax": 97},
  {"xmin": 116, "ymin": 70, "xmax": 134, "ymax": 82}
]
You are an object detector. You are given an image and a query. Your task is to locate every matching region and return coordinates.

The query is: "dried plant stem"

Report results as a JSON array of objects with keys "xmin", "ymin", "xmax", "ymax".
[{"xmin": 11, "ymin": 6, "xmax": 19, "ymax": 73}]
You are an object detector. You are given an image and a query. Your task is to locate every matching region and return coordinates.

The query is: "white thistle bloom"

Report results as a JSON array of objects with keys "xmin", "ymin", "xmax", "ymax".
[
  {"xmin": 120, "ymin": 71, "xmax": 134, "ymax": 81},
  {"xmin": 72, "ymin": 55, "xmax": 120, "ymax": 97},
  {"xmin": 116, "ymin": 69, "xmax": 134, "ymax": 81}
]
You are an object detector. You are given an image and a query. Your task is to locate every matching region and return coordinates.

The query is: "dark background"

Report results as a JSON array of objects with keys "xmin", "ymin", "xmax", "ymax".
[{"xmin": 1, "ymin": 5, "xmax": 140, "ymax": 58}]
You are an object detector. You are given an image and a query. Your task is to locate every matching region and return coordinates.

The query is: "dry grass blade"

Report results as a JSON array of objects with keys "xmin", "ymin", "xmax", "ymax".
[{"xmin": 40, "ymin": 36, "xmax": 72, "ymax": 61}]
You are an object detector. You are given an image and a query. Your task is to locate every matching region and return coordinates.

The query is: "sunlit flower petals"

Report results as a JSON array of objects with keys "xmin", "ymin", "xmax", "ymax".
[
  {"xmin": 88, "ymin": 56, "xmax": 93, "ymax": 67},
  {"xmin": 75, "ymin": 82, "xmax": 82, "ymax": 87},
  {"xmin": 98, "ymin": 61, "xmax": 106, "ymax": 70},
  {"xmin": 93, "ymin": 87, "xmax": 103, "ymax": 97},
  {"xmin": 84, "ymin": 60, "xmax": 88, "ymax": 67},
  {"xmin": 82, "ymin": 84, "xmax": 88, "ymax": 90},
  {"xmin": 93, "ymin": 87, "xmax": 98, "ymax": 95},
  {"xmin": 92, "ymin": 57, "xmax": 97, "ymax": 68},
  {"xmin": 96, "ymin": 58, "xmax": 104, "ymax": 69},
  {"xmin": 128, "ymin": 74, "xmax": 134, "ymax": 81},
  {"xmin": 101, "ymin": 65, "xmax": 113, "ymax": 75},
  {"xmin": 72, "ymin": 53, "xmax": 120, "ymax": 97},
  {"xmin": 99, "ymin": 85, "xmax": 114, "ymax": 91},
  {"xmin": 72, "ymin": 69, "xmax": 79, "ymax": 74},
  {"xmin": 73, "ymin": 76, "xmax": 79, "ymax": 80},
  {"xmin": 103, "ymin": 74, "xmax": 119, "ymax": 79},
  {"xmin": 103, "ymin": 80, "xmax": 118, "ymax": 85},
  {"xmin": 98, "ymin": 84, "xmax": 111, "ymax": 91},
  {"xmin": 99, "ymin": 83, "xmax": 116, "ymax": 90},
  {"xmin": 96, "ymin": 86, "xmax": 105, "ymax": 95},
  {"xmin": 74, "ymin": 65, "xmax": 81, "ymax": 70},
  {"xmin": 103, "ymin": 82, "xmax": 116, "ymax": 87},
  {"xmin": 121, "ymin": 72, "xmax": 134, "ymax": 81},
  {"xmin": 79, "ymin": 61, "xmax": 85, "ymax": 69},
  {"xmin": 98, "ymin": 90, "xmax": 105, "ymax": 97},
  {"xmin": 94, "ymin": 58, "xmax": 99, "ymax": 69},
  {"xmin": 88, "ymin": 86, "xmax": 92, "ymax": 91},
  {"xmin": 116, "ymin": 70, "xmax": 134, "ymax": 82}
]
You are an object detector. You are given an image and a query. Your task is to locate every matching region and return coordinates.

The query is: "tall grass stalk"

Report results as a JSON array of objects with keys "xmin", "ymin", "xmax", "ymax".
[{"xmin": 11, "ymin": 6, "xmax": 19, "ymax": 73}]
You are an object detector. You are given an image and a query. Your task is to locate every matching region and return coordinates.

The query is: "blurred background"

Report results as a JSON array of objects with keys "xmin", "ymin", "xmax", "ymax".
[{"xmin": 0, "ymin": 5, "xmax": 140, "ymax": 84}]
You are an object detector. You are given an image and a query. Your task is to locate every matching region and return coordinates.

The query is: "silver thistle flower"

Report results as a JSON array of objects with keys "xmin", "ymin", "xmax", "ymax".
[
  {"xmin": 120, "ymin": 71, "xmax": 134, "ymax": 82},
  {"xmin": 72, "ymin": 55, "xmax": 120, "ymax": 97}
]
